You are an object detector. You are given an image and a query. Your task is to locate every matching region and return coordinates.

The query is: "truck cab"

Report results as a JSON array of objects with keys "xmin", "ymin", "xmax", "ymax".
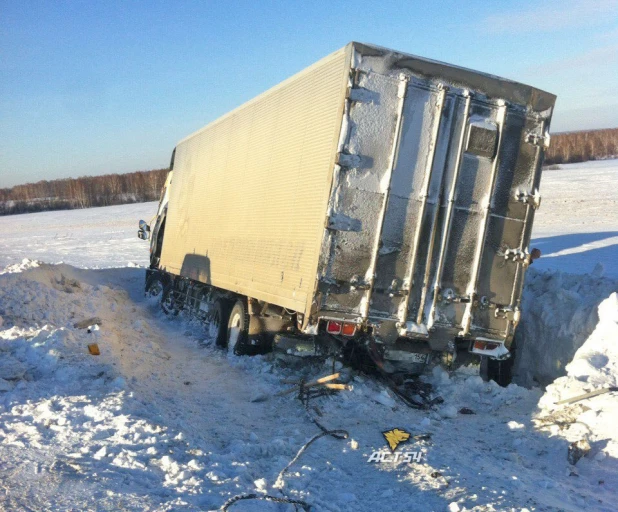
[{"xmin": 138, "ymin": 149, "xmax": 174, "ymax": 268}]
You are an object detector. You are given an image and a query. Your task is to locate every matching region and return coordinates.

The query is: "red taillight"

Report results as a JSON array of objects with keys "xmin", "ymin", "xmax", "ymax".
[
  {"xmin": 326, "ymin": 321, "xmax": 357, "ymax": 336},
  {"xmin": 342, "ymin": 323, "xmax": 357, "ymax": 337},
  {"xmin": 473, "ymin": 340, "xmax": 500, "ymax": 351},
  {"xmin": 326, "ymin": 321, "xmax": 342, "ymax": 334}
]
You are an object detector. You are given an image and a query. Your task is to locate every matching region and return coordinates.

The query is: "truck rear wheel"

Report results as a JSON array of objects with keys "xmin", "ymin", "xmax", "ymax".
[
  {"xmin": 209, "ymin": 299, "xmax": 231, "ymax": 348},
  {"xmin": 480, "ymin": 342, "xmax": 516, "ymax": 387},
  {"xmin": 227, "ymin": 299, "xmax": 250, "ymax": 356}
]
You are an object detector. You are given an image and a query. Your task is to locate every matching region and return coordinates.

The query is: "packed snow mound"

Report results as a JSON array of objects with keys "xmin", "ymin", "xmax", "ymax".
[
  {"xmin": 514, "ymin": 268, "xmax": 618, "ymax": 387},
  {"xmin": 563, "ymin": 293, "xmax": 618, "ymax": 389},
  {"xmin": 0, "ymin": 264, "xmax": 219, "ymax": 509},
  {"xmin": 538, "ymin": 294, "xmax": 618, "ymax": 459},
  {"xmin": 0, "ymin": 257, "xmax": 41, "ymax": 275},
  {"xmin": 426, "ymin": 365, "xmax": 532, "ymax": 416},
  {"xmin": 533, "ymin": 293, "xmax": 618, "ymax": 494}
]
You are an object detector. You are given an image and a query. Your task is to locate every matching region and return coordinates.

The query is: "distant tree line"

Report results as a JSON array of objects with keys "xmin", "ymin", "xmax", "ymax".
[
  {"xmin": 0, "ymin": 168, "xmax": 169, "ymax": 216},
  {"xmin": 1, "ymin": 127, "xmax": 616, "ymax": 216},
  {"xmin": 544, "ymin": 127, "xmax": 618, "ymax": 165}
]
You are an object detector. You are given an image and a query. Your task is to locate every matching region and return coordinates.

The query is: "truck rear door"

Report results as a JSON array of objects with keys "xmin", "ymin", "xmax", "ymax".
[
  {"xmin": 379, "ymin": 88, "xmax": 549, "ymax": 346},
  {"xmin": 319, "ymin": 69, "xmax": 549, "ymax": 347}
]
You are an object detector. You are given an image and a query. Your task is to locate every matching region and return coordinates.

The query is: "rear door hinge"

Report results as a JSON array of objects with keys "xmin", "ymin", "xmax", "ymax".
[
  {"xmin": 336, "ymin": 151, "xmax": 365, "ymax": 168},
  {"xmin": 495, "ymin": 306, "xmax": 520, "ymax": 324},
  {"xmin": 349, "ymin": 274, "xmax": 371, "ymax": 291},
  {"xmin": 526, "ymin": 131, "xmax": 551, "ymax": 148},
  {"xmin": 326, "ymin": 212, "xmax": 362, "ymax": 232},
  {"xmin": 514, "ymin": 188, "xmax": 541, "ymax": 209},
  {"xmin": 438, "ymin": 288, "xmax": 470, "ymax": 304},
  {"xmin": 346, "ymin": 86, "xmax": 376, "ymax": 103},
  {"xmin": 500, "ymin": 247, "xmax": 532, "ymax": 266}
]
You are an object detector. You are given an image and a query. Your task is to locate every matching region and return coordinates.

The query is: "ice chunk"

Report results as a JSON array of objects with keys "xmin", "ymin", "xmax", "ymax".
[
  {"xmin": 373, "ymin": 389, "xmax": 396, "ymax": 408},
  {"xmin": 0, "ymin": 355, "xmax": 27, "ymax": 380},
  {"xmin": 439, "ymin": 405, "xmax": 458, "ymax": 419},
  {"xmin": 254, "ymin": 478, "xmax": 267, "ymax": 492},
  {"xmin": 0, "ymin": 378, "xmax": 14, "ymax": 392}
]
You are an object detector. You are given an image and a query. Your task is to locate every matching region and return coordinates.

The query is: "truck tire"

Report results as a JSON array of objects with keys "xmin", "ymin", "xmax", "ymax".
[
  {"xmin": 210, "ymin": 299, "xmax": 232, "ymax": 348},
  {"xmin": 227, "ymin": 299, "xmax": 250, "ymax": 356},
  {"xmin": 145, "ymin": 273, "xmax": 167, "ymax": 301},
  {"xmin": 161, "ymin": 283, "xmax": 181, "ymax": 316},
  {"xmin": 480, "ymin": 342, "xmax": 516, "ymax": 387}
]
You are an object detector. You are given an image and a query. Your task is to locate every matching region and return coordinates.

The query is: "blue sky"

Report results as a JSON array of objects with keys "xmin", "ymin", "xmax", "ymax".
[{"xmin": 1, "ymin": 0, "xmax": 617, "ymax": 188}]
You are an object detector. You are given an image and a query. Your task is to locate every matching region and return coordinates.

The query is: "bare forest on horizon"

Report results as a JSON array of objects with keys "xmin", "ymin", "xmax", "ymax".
[
  {"xmin": 0, "ymin": 128, "xmax": 616, "ymax": 216},
  {"xmin": 0, "ymin": 169, "xmax": 169, "ymax": 215},
  {"xmin": 545, "ymin": 127, "xmax": 618, "ymax": 165}
]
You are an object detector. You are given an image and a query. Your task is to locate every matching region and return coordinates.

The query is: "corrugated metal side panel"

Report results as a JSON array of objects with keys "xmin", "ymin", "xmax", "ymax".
[{"xmin": 160, "ymin": 48, "xmax": 350, "ymax": 314}]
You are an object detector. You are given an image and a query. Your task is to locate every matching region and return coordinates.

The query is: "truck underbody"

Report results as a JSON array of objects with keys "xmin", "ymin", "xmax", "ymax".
[{"xmin": 142, "ymin": 265, "xmax": 514, "ymax": 385}]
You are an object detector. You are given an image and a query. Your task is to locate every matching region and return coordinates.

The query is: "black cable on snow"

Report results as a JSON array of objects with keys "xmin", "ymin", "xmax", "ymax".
[
  {"xmin": 221, "ymin": 493, "xmax": 311, "ymax": 511},
  {"xmin": 220, "ymin": 379, "xmax": 350, "ymax": 511}
]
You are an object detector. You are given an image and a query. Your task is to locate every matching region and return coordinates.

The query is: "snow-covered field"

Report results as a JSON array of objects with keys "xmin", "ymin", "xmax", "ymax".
[
  {"xmin": 532, "ymin": 159, "xmax": 618, "ymax": 278},
  {"xmin": 0, "ymin": 202, "xmax": 157, "ymax": 270},
  {"xmin": 0, "ymin": 160, "xmax": 617, "ymax": 511}
]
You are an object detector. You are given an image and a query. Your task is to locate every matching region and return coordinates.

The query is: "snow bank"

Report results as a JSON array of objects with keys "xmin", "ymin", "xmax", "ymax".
[
  {"xmin": 0, "ymin": 257, "xmax": 41, "ymax": 275},
  {"xmin": 0, "ymin": 265, "xmax": 219, "ymax": 509},
  {"xmin": 426, "ymin": 365, "xmax": 533, "ymax": 416},
  {"xmin": 514, "ymin": 268, "xmax": 618, "ymax": 387},
  {"xmin": 536, "ymin": 292, "xmax": 618, "ymax": 463},
  {"xmin": 561, "ymin": 294, "xmax": 618, "ymax": 390}
]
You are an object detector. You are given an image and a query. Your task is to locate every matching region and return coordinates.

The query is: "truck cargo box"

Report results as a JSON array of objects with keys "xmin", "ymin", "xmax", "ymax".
[{"xmin": 158, "ymin": 42, "xmax": 555, "ymax": 352}]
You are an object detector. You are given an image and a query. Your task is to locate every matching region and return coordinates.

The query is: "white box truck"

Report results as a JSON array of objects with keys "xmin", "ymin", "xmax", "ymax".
[{"xmin": 138, "ymin": 42, "xmax": 555, "ymax": 382}]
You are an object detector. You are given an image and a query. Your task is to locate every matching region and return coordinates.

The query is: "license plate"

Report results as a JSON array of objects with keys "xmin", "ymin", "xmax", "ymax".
[
  {"xmin": 384, "ymin": 349, "xmax": 429, "ymax": 364},
  {"xmin": 408, "ymin": 352, "xmax": 429, "ymax": 364}
]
